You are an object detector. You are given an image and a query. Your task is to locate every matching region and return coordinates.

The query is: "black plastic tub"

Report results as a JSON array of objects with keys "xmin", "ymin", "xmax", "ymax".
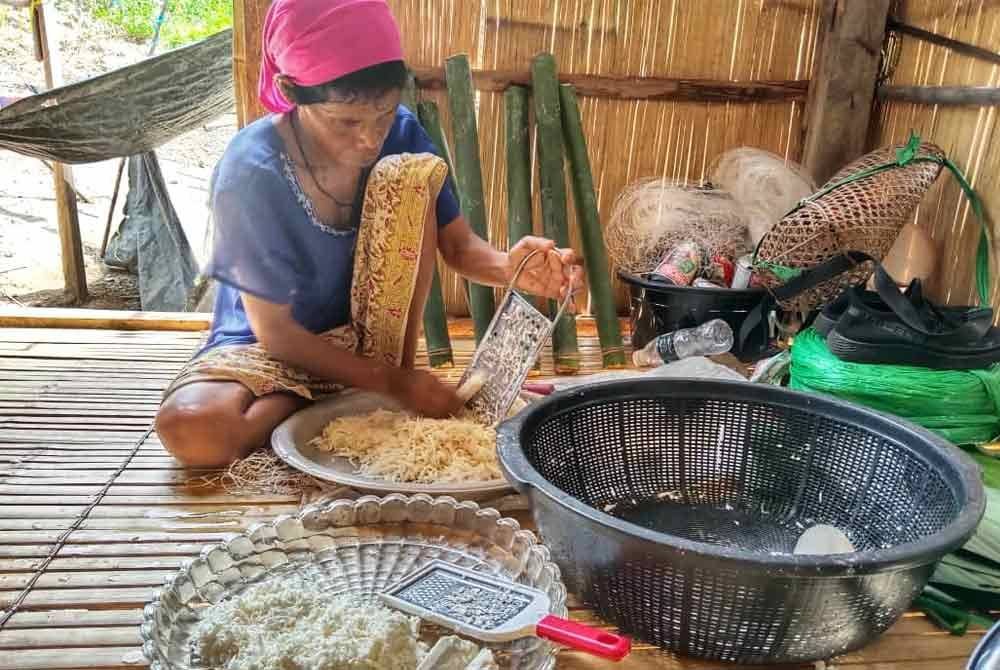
[
  {"xmin": 619, "ymin": 271, "xmax": 769, "ymax": 361},
  {"xmin": 496, "ymin": 379, "xmax": 984, "ymax": 664}
]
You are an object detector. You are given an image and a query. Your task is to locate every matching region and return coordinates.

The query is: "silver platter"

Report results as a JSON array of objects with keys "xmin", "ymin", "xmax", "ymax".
[{"xmin": 140, "ymin": 494, "xmax": 565, "ymax": 669}]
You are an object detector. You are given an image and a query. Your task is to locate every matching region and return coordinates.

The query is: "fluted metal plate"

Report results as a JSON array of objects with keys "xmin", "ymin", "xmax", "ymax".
[
  {"xmin": 140, "ymin": 495, "xmax": 565, "ymax": 669},
  {"xmin": 271, "ymin": 390, "xmax": 511, "ymax": 500}
]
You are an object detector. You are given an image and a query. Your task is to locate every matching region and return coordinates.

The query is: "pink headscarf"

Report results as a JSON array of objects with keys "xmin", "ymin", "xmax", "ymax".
[{"xmin": 258, "ymin": 0, "xmax": 404, "ymax": 114}]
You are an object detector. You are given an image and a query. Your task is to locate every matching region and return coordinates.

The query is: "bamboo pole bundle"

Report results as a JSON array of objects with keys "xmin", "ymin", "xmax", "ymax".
[
  {"xmin": 414, "ymin": 100, "xmax": 456, "ymax": 368},
  {"xmin": 445, "ymin": 54, "xmax": 495, "ymax": 343},
  {"xmin": 531, "ymin": 54, "xmax": 579, "ymax": 374},
  {"xmin": 559, "ymin": 84, "xmax": 625, "ymax": 368}
]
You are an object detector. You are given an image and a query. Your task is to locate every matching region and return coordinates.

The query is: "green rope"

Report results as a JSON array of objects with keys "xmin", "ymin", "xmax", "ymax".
[
  {"xmin": 939, "ymin": 156, "xmax": 991, "ymax": 306},
  {"xmin": 791, "ymin": 329, "xmax": 1000, "ymax": 445},
  {"xmin": 755, "ymin": 132, "xmax": 993, "ymax": 306}
]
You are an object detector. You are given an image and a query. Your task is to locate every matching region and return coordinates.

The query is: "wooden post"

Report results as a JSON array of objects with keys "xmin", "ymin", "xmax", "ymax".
[
  {"xmin": 33, "ymin": 1, "xmax": 87, "ymax": 303},
  {"xmin": 887, "ymin": 18, "xmax": 1000, "ymax": 68},
  {"xmin": 410, "ymin": 66, "xmax": 808, "ymax": 103},
  {"xmin": 802, "ymin": 0, "xmax": 892, "ymax": 184},
  {"xmin": 233, "ymin": 0, "xmax": 272, "ymax": 127}
]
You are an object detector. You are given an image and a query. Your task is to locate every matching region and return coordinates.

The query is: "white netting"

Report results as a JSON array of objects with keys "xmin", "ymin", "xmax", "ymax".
[
  {"xmin": 708, "ymin": 148, "xmax": 816, "ymax": 245},
  {"xmin": 604, "ymin": 179, "xmax": 750, "ymax": 275}
]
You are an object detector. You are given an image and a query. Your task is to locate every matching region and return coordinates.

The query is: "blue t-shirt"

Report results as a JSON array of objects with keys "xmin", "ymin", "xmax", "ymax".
[{"xmin": 200, "ymin": 106, "xmax": 461, "ymax": 354}]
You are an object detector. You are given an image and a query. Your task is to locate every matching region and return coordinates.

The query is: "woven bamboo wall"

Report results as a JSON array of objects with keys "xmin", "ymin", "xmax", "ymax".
[
  {"xmin": 873, "ymin": 0, "xmax": 1000, "ymax": 308},
  {"xmin": 393, "ymin": 0, "xmax": 823, "ymax": 315}
]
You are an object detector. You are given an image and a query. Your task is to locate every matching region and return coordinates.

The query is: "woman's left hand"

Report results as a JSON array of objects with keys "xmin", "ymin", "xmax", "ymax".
[{"xmin": 507, "ymin": 236, "xmax": 584, "ymax": 306}]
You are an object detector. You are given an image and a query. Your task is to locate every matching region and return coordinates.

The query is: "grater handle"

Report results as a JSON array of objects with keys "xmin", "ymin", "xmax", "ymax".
[
  {"xmin": 535, "ymin": 614, "xmax": 631, "ymax": 661},
  {"xmin": 505, "ymin": 250, "xmax": 577, "ymax": 319},
  {"xmin": 505, "ymin": 249, "xmax": 541, "ymax": 293}
]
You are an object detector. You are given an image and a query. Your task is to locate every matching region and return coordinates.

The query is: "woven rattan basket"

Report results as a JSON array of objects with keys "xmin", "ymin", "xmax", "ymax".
[{"xmin": 755, "ymin": 139, "xmax": 945, "ymax": 312}]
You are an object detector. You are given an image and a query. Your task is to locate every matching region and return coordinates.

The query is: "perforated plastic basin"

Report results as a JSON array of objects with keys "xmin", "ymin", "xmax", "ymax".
[{"xmin": 496, "ymin": 379, "xmax": 984, "ymax": 664}]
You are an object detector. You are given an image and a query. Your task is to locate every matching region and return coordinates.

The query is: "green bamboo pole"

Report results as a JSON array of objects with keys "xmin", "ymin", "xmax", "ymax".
[
  {"xmin": 504, "ymin": 86, "xmax": 533, "ymax": 269},
  {"xmin": 414, "ymin": 100, "xmax": 455, "ymax": 368},
  {"xmin": 559, "ymin": 84, "xmax": 626, "ymax": 368},
  {"xmin": 422, "ymin": 270, "xmax": 453, "ymax": 368},
  {"xmin": 531, "ymin": 54, "xmax": 579, "ymax": 374},
  {"xmin": 416, "ymin": 102, "xmax": 459, "ymax": 198},
  {"xmin": 503, "ymin": 85, "xmax": 541, "ymax": 372},
  {"xmin": 445, "ymin": 54, "xmax": 495, "ymax": 343},
  {"xmin": 400, "ymin": 70, "xmax": 418, "ymax": 112}
]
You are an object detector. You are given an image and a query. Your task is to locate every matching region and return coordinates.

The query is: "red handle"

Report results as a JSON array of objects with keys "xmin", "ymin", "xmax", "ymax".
[
  {"xmin": 522, "ymin": 381, "xmax": 555, "ymax": 396},
  {"xmin": 535, "ymin": 614, "xmax": 631, "ymax": 661}
]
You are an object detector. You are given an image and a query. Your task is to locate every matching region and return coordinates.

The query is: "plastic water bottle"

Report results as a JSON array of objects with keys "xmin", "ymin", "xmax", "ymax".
[{"xmin": 632, "ymin": 319, "xmax": 734, "ymax": 367}]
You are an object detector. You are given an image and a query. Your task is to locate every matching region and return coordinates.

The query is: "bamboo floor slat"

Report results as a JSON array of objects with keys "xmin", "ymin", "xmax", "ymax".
[{"xmin": 0, "ymin": 325, "xmax": 984, "ymax": 669}]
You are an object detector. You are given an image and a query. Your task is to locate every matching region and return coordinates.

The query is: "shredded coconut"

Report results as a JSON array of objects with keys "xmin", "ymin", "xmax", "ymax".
[
  {"xmin": 195, "ymin": 576, "xmax": 427, "ymax": 670},
  {"xmin": 309, "ymin": 410, "xmax": 500, "ymax": 483},
  {"xmin": 417, "ymin": 636, "xmax": 497, "ymax": 670}
]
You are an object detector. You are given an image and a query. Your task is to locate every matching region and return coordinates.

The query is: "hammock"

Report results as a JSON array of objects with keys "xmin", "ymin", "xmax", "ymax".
[{"xmin": 0, "ymin": 29, "xmax": 233, "ymax": 164}]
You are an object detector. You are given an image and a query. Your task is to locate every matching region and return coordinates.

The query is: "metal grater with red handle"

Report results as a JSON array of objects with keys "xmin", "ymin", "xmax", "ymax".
[{"xmin": 380, "ymin": 560, "xmax": 631, "ymax": 662}]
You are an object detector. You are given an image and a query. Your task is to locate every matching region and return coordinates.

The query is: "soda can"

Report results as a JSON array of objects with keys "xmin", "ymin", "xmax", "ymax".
[
  {"xmin": 731, "ymin": 254, "xmax": 753, "ymax": 290},
  {"xmin": 651, "ymin": 241, "xmax": 701, "ymax": 286}
]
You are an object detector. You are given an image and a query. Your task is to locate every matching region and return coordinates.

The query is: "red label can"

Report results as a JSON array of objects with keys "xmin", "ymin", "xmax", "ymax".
[{"xmin": 651, "ymin": 241, "xmax": 701, "ymax": 286}]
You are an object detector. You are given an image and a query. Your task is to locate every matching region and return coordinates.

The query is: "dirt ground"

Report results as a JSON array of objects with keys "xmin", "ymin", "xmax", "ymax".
[{"xmin": 0, "ymin": 1, "xmax": 235, "ymax": 310}]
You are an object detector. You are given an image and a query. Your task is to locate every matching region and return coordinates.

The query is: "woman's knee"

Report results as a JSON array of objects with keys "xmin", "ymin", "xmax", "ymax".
[{"xmin": 155, "ymin": 386, "xmax": 257, "ymax": 468}]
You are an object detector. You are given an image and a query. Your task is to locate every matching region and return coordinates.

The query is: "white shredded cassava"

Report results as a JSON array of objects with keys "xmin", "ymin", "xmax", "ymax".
[
  {"xmin": 194, "ymin": 576, "xmax": 498, "ymax": 670},
  {"xmin": 195, "ymin": 576, "xmax": 426, "ymax": 670},
  {"xmin": 308, "ymin": 410, "xmax": 500, "ymax": 483}
]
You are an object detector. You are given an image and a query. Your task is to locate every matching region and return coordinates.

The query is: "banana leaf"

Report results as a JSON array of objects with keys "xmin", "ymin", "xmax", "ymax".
[{"xmin": 934, "ymin": 553, "xmax": 1000, "ymax": 593}]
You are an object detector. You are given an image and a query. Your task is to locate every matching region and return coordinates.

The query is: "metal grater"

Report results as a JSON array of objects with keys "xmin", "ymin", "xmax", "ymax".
[
  {"xmin": 390, "ymin": 564, "xmax": 532, "ymax": 630},
  {"xmin": 380, "ymin": 560, "xmax": 548, "ymax": 641},
  {"xmin": 380, "ymin": 560, "xmax": 632, "ymax": 660},
  {"xmin": 458, "ymin": 251, "xmax": 573, "ymax": 425}
]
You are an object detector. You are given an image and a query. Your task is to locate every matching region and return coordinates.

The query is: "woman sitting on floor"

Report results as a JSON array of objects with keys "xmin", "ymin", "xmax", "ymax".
[{"xmin": 155, "ymin": 0, "xmax": 581, "ymax": 468}]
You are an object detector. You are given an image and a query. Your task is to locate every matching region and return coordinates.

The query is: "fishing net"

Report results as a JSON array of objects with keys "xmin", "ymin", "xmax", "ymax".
[
  {"xmin": 708, "ymin": 148, "xmax": 816, "ymax": 246},
  {"xmin": 755, "ymin": 138, "xmax": 946, "ymax": 313},
  {"xmin": 790, "ymin": 329, "xmax": 1000, "ymax": 445},
  {"xmin": 604, "ymin": 179, "xmax": 750, "ymax": 275}
]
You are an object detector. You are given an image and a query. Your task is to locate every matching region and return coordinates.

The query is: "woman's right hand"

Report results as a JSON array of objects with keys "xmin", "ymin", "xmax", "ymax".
[{"xmin": 389, "ymin": 369, "xmax": 465, "ymax": 419}]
